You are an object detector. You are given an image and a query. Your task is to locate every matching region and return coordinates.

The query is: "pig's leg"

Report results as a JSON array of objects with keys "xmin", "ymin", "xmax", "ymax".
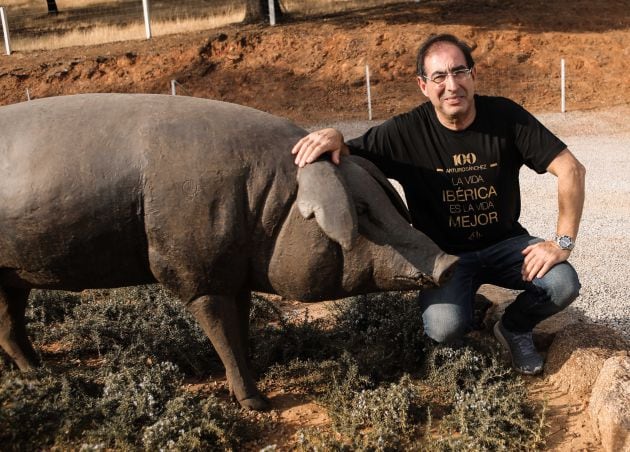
[
  {"xmin": 0, "ymin": 286, "xmax": 39, "ymax": 370},
  {"xmin": 187, "ymin": 293, "xmax": 269, "ymax": 410},
  {"xmin": 235, "ymin": 291, "xmax": 253, "ymax": 371},
  {"xmin": 236, "ymin": 291, "xmax": 251, "ymax": 349},
  {"xmin": 234, "ymin": 291, "xmax": 270, "ymax": 404}
]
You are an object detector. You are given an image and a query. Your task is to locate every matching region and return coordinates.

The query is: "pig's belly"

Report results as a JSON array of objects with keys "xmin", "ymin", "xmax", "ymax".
[{"xmin": 0, "ymin": 215, "xmax": 155, "ymax": 291}]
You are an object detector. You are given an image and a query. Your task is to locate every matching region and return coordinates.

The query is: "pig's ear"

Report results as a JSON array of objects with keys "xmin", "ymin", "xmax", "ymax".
[
  {"xmin": 346, "ymin": 155, "xmax": 412, "ymax": 224},
  {"xmin": 296, "ymin": 160, "xmax": 358, "ymax": 250}
]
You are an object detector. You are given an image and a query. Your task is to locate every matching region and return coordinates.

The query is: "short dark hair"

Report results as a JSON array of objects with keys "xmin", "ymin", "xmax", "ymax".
[{"xmin": 416, "ymin": 34, "xmax": 475, "ymax": 77}]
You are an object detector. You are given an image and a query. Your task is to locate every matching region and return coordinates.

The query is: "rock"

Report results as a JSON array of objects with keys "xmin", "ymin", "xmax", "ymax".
[
  {"xmin": 544, "ymin": 322, "xmax": 629, "ymax": 397},
  {"xmin": 589, "ymin": 354, "xmax": 630, "ymax": 452}
]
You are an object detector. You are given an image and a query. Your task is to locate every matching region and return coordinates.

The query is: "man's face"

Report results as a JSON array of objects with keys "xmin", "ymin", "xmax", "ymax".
[{"xmin": 417, "ymin": 42, "xmax": 476, "ymax": 127}]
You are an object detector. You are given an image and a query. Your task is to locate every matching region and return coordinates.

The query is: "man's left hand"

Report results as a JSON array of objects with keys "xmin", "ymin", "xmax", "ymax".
[{"xmin": 521, "ymin": 241, "xmax": 571, "ymax": 281}]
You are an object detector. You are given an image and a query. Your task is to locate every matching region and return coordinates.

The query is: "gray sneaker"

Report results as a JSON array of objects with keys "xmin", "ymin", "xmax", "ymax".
[{"xmin": 493, "ymin": 320, "xmax": 544, "ymax": 375}]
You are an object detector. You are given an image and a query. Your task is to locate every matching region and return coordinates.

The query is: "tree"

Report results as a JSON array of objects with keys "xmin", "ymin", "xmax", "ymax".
[
  {"xmin": 46, "ymin": 0, "xmax": 58, "ymax": 15},
  {"xmin": 243, "ymin": 0, "xmax": 284, "ymax": 24}
]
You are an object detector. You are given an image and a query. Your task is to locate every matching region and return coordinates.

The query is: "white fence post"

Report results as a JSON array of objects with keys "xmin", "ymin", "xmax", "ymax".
[
  {"xmin": 26, "ymin": 88, "xmax": 30, "ymax": 101},
  {"xmin": 365, "ymin": 64, "xmax": 372, "ymax": 121},
  {"xmin": 560, "ymin": 58, "xmax": 566, "ymax": 113},
  {"xmin": 268, "ymin": 0, "xmax": 276, "ymax": 26},
  {"xmin": 171, "ymin": 80, "xmax": 176, "ymax": 95},
  {"xmin": 0, "ymin": 7, "xmax": 11, "ymax": 56},
  {"xmin": 142, "ymin": 0, "xmax": 152, "ymax": 39}
]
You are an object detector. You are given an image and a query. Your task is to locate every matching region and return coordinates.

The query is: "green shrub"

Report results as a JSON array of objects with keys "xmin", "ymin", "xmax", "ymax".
[
  {"xmin": 6, "ymin": 288, "xmax": 545, "ymax": 451},
  {"xmin": 311, "ymin": 354, "xmax": 422, "ymax": 450},
  {"xmin": 422, "ymin": 344, "xmax": 546, "ymax": 451},
  {"xmin": 251, "ymin": 291, "xmax": 429, "ymax": 380},
  {"xmin": 256, "ymin": 292, "xmax": 545, "ymax": 450},
  {"xmin": 250, "ymin": 294, "xmax": 334, "ymax": 372},
  {"xmin": 37, "ymin": 286, "xmax": 219, "ymax": 375},
  {"xmin": 88, "ymin": 359, "xmax": 183, "ymax": 447},
  {"xmin": 3, "ymin": 285, "xmax": 254, "ymax": 450},
  {"xmin": 296, "ymin": 341, "xmax": 545, "ymax": 451},
  {"xmin": 142, "ymin": 393, "xmax": 251, "ymax": 451},
  {"xmin": 295, "ymin": 428, "xmax": 351, "ymax": 451},
  {"xmin": 0, "ymin": 368, "xmax": 96, "ymax": 449},
  {"xmin": 26, "ymin": 289, "xmax": 82, "ymax": 343},
  {"xmin": 0, "ymin": 358, "xmax": 252, "ymax": 450},
  {"xmin": 330, "ymin": 291, "xmax": 428, "ymax": 380}
]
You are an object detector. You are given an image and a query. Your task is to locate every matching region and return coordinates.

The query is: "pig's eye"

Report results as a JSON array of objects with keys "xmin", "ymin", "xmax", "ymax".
[{"xmin": 355, "ymin": 202, "xmax": 368, "ymax": 215}]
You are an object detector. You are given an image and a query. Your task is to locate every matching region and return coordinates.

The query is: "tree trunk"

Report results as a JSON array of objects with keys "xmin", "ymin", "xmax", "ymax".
[
  {"xmin": 243, "ymin": 0, "xmax": 283, "ymax": 24},
  {"xmin": 46, "ymin": 0, "xmax": 59, "ymax": 15}
]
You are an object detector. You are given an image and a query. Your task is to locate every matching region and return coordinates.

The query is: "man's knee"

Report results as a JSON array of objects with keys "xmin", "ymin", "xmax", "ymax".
[
  {"xmin": 535, "ymin": 261, "xmax": 581, "ymax": 309},
  {"xmin": 423, "ymin": 304, "xmax": 469, "ymax": 343}
]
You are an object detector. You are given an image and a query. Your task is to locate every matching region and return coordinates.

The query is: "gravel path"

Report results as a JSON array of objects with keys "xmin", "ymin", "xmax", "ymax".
[{"xmin": 309, "ymin": 104, "xmax": 630, "ymax": 340}]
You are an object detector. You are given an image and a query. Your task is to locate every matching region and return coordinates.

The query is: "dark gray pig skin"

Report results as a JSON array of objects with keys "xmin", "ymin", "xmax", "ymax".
[{"xmin": 0, "ymin": 94, "xmax": 457, "ymax": 410}]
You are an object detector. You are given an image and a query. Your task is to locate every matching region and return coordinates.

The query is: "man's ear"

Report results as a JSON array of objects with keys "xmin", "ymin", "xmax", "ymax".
[{"xmin": 417, "ymin": 75, "xmax": 429, "ymax": 97}]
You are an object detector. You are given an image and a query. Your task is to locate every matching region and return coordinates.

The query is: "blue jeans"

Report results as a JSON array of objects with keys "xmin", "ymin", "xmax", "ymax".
[{"xmin": 420, "ymin": 234, "xmax": 581, "ymax": 342}]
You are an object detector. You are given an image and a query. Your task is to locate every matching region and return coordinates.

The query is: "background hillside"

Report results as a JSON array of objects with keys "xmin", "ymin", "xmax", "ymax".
[{"xmin": 1, "ymin": 0, "xmax": 628, "ymax": 124}]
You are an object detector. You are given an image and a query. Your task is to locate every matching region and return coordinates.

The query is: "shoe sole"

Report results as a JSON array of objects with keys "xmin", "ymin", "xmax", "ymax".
[{"xmin": 493, "ymin": 321, "xmax": 542, "ymax": 376}]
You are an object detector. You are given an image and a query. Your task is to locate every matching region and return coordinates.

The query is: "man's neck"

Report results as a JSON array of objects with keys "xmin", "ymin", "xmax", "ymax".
[{"xmin": 437, "ymin": 109, "xmax": 476, "ymax": 131}]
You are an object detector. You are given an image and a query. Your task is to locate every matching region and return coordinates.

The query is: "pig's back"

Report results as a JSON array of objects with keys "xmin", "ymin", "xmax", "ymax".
[{"xmin": 0, "ymin": 94, "xmax": 306, "ymax": 290}]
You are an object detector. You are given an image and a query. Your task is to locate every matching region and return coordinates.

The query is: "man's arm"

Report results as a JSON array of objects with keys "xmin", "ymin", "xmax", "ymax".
[
  {"xmin": 291, "ymin": 128, "xmax": 350, "ymax": 167},
  {"xmin": 521, "ymin": 148, "xmax": 586, "ymax": 281}
]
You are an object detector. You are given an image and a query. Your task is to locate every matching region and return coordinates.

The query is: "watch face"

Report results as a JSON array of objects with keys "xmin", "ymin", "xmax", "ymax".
[{"xmin": 558, "ymin": 236, "xmax": 573, "ymax": 249}]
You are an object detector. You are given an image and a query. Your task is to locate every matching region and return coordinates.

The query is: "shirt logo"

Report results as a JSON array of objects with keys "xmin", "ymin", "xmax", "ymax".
[{"xmin": 453, "ymin": 153, "xmax": 477, "ymax": 166}]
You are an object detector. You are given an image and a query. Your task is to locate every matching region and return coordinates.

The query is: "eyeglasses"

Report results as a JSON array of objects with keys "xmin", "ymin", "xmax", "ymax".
[{"xmin": 422, "ymin": 68, "xmax": 473, "ymax": 85}]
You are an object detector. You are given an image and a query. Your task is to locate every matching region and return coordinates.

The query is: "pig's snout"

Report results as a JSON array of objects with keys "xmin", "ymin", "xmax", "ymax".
[
  {"xmin": 432, "ymin": 252, "xmax": 459, "ymax": 286},
  {"xmin": 393, "ymin": 271, "xmax": 434, "ymax": 287}
]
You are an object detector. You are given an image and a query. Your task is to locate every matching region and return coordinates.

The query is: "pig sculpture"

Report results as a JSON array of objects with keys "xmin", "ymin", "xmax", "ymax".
[{"xmin": 0, "ymin": 94, "xmax": 457, "ymax": 410}]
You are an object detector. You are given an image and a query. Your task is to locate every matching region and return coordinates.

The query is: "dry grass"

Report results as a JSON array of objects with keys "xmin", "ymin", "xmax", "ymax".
[
  {"xmin": 4, "ymin": 0, "xmax": 244, "ymax": 51},
  {"xmin": 284, "ymin": 0, "xmax": 406, "ymax": 15},
  {"xmin": 12, "ymin": 12, "xmax": 246, "ymax": 51},
  {"xmin": 2, "ymin": 0, "xmax": 406, "ymax": 51}
]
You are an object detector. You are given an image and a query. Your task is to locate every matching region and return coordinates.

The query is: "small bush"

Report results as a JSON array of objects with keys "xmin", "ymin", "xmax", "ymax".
[
  {"xmin": 255, "ymin": 292, "xmax": 545, "ymax": 450},
  {"xmin": 34, "ymin": 285, "xmax": 219, "ymax": 375},
  {"xmin": 0, "ymin": 368, "xmax": 96, "ymax": 449},
  {"xmin": 26, "ymin": 289, "xmax": 82, "ymax": 343},
  {"xmin": 312, "ymin": 355, "xmax": 423, "ymax": 450},
  {"xmin": 297, "ymin": 341, "xmax": 545, "ymax": 451},
  {"xmin": 330, "ymin": 291, "xmax": 428, "ymax": 379},
  {"xmin": 142, "ymin": 393, "xmax": 251, "ymax": 451},
  {"xmin": 88, "ymin": 359, "xmax": 183, "ymax": 447},
  {"xmin": 0, "ymin": 358, "xmax": 253, "ymax": 450},
  {"xmin": 422, "ymin": 344, "xmax": 546, "ymax": 451},
  {"xmin": 250, "ymin": 294, "xmax": 333, "ymax": 372},
  {"xmin": 7, "ymin": 288, "xmax": 545, "ymax": 451},
  {"xmin": 3, "ymin": 286, "xmax": 254, "ymax": 450},
  {"xmin": 295, "ymin": 428, "xmax": 351, "ymax": 451}
]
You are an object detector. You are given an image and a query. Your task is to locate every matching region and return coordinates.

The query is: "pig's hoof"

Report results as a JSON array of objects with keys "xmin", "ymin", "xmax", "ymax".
[{"xmin": 239, "ymin": 394, "xmax": 271, "ymax": 411}]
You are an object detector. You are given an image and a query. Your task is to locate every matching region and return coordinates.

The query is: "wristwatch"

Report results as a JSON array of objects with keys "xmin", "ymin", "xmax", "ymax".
[{"xmin": 554, "ymin": 235, "xmax": 575, "ymax": 251}]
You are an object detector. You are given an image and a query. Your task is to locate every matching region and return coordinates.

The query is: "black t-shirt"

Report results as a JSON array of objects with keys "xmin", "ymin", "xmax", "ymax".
[{"xmin": 347, "ymin": 95, "xmax": 566, "ymax": 254}]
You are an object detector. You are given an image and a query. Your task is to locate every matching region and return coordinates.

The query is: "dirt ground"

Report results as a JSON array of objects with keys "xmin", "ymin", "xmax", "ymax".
[{"xmin": 1, "ymin": 1, "xmax": 628, "ymax": 449}]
